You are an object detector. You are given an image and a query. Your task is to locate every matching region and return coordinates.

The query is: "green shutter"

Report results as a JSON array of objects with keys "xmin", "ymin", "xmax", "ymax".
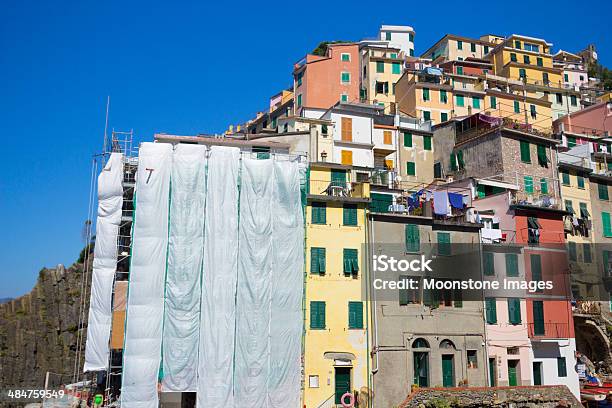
[
  {"xmin": 343, "ymin": 204, "xmax": 357, "ymax": 226},
  {"xmin": 423, "ymin": 111, "xmax": 431, "ymax": 121},
  {"xmin": 456, "ymin": 95, "xmax": 465, "ymax": 107},
  {"xmin": 567, "ymin": 136, "xmax": 576, "ymax": 148},
  {"xmin": 438, "ymin": 232, "xmax": 451, "ymax": 256},
  {"xmin": 524, "ymin": 176, "xmax": 534, "ymax": 193},
  {"xmin": 441, "ymin": 112, "xmax": 448, "ymax": 122},
  {"xmin": 404, "ymin": 132, "xmax": 413, "ymax": 147},
  {"xmin": 568, "ymin": 242, "xmax": 577, "ymax": 261},
  {"xmin": 565, "ymin": 200, "xmax": 574, "ymax": 214},
  {"xmin": 399, "ymin": 275, "xmax": 410, "ymax": 306},
  {"xmin": 348, "ymin": 301, "xmax": 363, "ymax": 329},
  {"xmin": 599, "ymin": 183, "xmax": 609, "ymax": 200},
  {"xmin": 376, "ymin": 61, "xmax": 384, "ymax": 73},
  {"xmin": 505, "ymin": 253, "xmax": 519, "ymax": 277},
  {"xmin": 577, "ymin": 175, "xmax": 585, "ymax": 189},
  {"xmin": 310, "ymin": 301, "xmax": 326, "ymax": 329},
  {"xmin": 457, "ymin": 66, "xmax": 463, "ymax": 75},
  {"xmin": 514, "ymin": 100, "xmax": 520, "ymax": 113},
  {"xmin": 561, "ymin": 171, "xmax": 570, "ymax": 185},
  {"xmin": 490, "ymin": 96, "xmax": 497, "ymax": 108},
  {"xmin": 584, "ymin": 243, "xmax": 592, "ymax": 263},
  {"xmin": 557, "ymin": 357, "xmax": 567, "ymax": 377},
  {"xmin": 485, "ymin": 298, "xmax": 497, "ymax": 324},
  {"xmin": 311, "ymin": 202, "xmax": 326, "ymax": 224},
  {"xmin": 508, "ymin": 298, "xmax": 521, "ymax": 325},
  {"xmin": 579, "ymin": 202, "xmax": 588, "ymax": 218},
  {"xmin": 520, "ymin": 141, "xmax": 531, "ymax": 163},
  {"xmin": 392, "ymin": 62, "xmax": 401, "ymax": 74},
  {"xmin": 450, "ymin": 152, "xmax": 457, "ymax": 171},
  {"xmin": 537, "ymin": 57, "xmax": 543, "ymax": 67},
  {"xmin": 343, "ymin": 248, "xmax": 359, "ymax": 275},
  {"xmin": 472, "ymin": 97, "xmax": 481, "ymax": 109},
  {"xmin": 457, "ymin": 150, "xmax": 465, "ymax": 169},
  {"xmin": 370, "ymin": 193, "xmax": 392, "ymax": 213},
  {"xmin": 331, "ymin": 169, "xmax": 346, "ymax": 186},
  {"xmin": 540, "ymin": 178, "xmax": 548, "ymax": 194},
  {"xmin": 537, "ymin": 145, "xmax": 547, "ymax": 166},
  {"xmin": 310, "ymin": 247, "xmax": 326, "ymax": 274},
  {"xmin": 602, "ymin": 212, "xmax": 612, "ymax": 237},
  {"xmin": 440, "ymin": 90, "xmax": 447, "ymax": 103},
  {"xmin": 423, "ymin": 135, "xmax": 432, "ymax": 150},
  {"xmin": 483, "ymin": 252, "xmax": 495, "ymax": 276},
  {"xmin": 405, "ymin": 224, "xmax": 420, "ymax": 253},
  {"xmin": 407, "ymin": 161, "xmax": 416, "ymax": 176},
  {"xmin": 531, "ymin": 254, "xmax": 542, "ymax": 283}
]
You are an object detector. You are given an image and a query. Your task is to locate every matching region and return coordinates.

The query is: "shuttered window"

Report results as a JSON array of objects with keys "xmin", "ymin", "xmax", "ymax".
[
  {"xmin": 520, "ymin": 141, "xmax": 531, "ymax": 163},
  {"xmin": 348, "ymin": 301, "xmax": 363, "ymax": 329},
  {"xmin": 456, "ymin": 94, "xmax": 465, "ymax": 107},
  {"xmin": 343, "ymin": 204, "xmax": 358, "ymax": 226},
  {"xmin": 577, "ymin": 175, "xmax": 585, "ymax": 189},
  {"xmin": 406, "ymin": 161, "xmax": 416, "ymax": 176},
  {"xmin": 422, "ymin": 88, "xmax": 430, "ymax": 101},
  {"xmin": 343, "ymin": 249, "xmax": 359, "ymax": 275},
  {"xmin": 472, "ymin": 97, "xmax": 481, "ymax": 109},
  {"xmin": 568, "ymin": 242, "xmax": 577, "ymax": 261},
  {"xmin": 507, "ymin": 298, "xmax": 521, "ymax": 325},
  {"xmin": 404, "ymin": 132, "xmax": 413, "ymax": 147},
  {"xmin": 603, "ymin": 212, "xmax": 612, "ymax": 237},
  {"xmin": 524, "ymin": 176, "xmax": 534, "ymax": 194},
  {"xmin": 490, "ymin": 96, "xmax": 497, "ymax": 108},
  {"xmin": 567, "ymin": 136, "xmax": 576, "ymax": 148},
  {"xmin": 561, "ymin": 171, "xmax": 570, "ymax": 185},
  {"xmin": 341, "ymin": 117, "xmax": 352, "ymax": 141},
  {"xmin": 557, "ymin": 357, "xmax": 567, "ymax": 377},
  {"xmin": 537, "ymin": 145, "xmax": 547, "ymax": 166},
  {"xmin": 440, "ymin": 90, "xmax": 448, "ymax": 103},
  {"xmin": 405, "ymin": 224, "xmax": 420, "ymax": 253},
  {"xmin": 392, "ymin": 62, "xmax": 401, "ymax": 74},
  {"xmin": 331, "ymin": 169, "xmax": 346, "ymax": 186},
  {"xmin": 514, "ymin": 100, "xmax": 520, "ymax": 113},
  {"xmin": 438, "ymin": 232, "xmax": 451, "ymax": 256},
  {"xmin": 599, "ymin": 183, "xmax": 610, "ymax": 200},
  {"xmin": 423, "ymin": 135, "xmax": 432, "ymax": 151},
  {"xmin": 376, "ymin": 61, "xmax": 385, "ymax": 73},
  {"xmin": 311, "ymin": 202, "xmax": 326, "ymax": 224},
  {"xmin": 540, "ymin": 178, "xmax": 548, "ymax": 194},
  {"xmin": 485, "ymin": 298, "xmax": 497, "ymax": 324},
  {"xmin": 584, "ymin": 243, "xmax": 592, "ymax": 263},
  {"xmin": 341, "ymin": 150, "xmax": 353, "ymax": 165},
  {"xmin": 310, "ymin": 247, "xmax": 326, "ymax": 274},
  {"xmin": 505, "ymin": 253, "xmax": 519, "ymax": 277},
  {"xmin": 310, "ymin": 301, "xmax": 326, "ymax": 329},
  {"xmin": 383, "ymin": 130, "xmax": 392, "ymax": 145},
  {"xmin": 531, "ymin": 254, "xmax": 542, "ymax": 283},
  {"xmin": 483, "ymin": 252, "xmax": 495, "ymax": 276}
]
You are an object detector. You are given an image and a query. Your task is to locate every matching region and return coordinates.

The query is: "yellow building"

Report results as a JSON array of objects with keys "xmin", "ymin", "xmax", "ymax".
[
  {"xmin": 360, "ymin": 43, "xmax": 406, "ymax": 113},
  {"xmin": 304, "ymin": 163, "xmax": 370, "ymax": 407},
  {"xmin": 395, "ymin": 69, "xmax": 453, "ymax": 124}
]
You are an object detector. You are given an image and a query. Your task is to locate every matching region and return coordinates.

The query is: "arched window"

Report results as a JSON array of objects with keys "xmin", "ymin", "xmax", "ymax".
[
  {"xmin": 439, "ymin": 339, "xmax": 456, "ymax": 350},
  {"xmin": 412, "ymin": 338, "xmax": 429, "ymax": 349}
]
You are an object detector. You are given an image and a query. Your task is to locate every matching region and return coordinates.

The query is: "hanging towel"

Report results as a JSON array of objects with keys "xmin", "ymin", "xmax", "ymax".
[
  {"xmin": 462, "ymin": 195, "xmax": 470, "ymax": 205},
  {"xmin": 448, "ymin": 193, "xmax": 464, "ymax": 209},
  {"xmin": 433, "ymin": 191, "xmax": 449, "ymax": 215}
]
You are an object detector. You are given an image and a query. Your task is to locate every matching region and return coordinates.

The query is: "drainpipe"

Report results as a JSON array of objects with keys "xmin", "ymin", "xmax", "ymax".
[{"xmin": 368, "ymin": 214, "xmax": 380, "ymax": 379}]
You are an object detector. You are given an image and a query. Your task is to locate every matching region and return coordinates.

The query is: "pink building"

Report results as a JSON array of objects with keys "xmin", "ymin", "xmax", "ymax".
[{"xmin": 554, "ymin": 101, "xmax": 612, "ymax": 143}]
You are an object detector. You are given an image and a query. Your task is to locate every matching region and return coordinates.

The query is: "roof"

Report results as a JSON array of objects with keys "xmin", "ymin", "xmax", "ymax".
[
  {"xmin": 420, "ymin": 34, "xmax": 495, "ymax": 58},
  {"xmin": 380, "ymin": 25, "xmax": 415, "ymax": 33}
]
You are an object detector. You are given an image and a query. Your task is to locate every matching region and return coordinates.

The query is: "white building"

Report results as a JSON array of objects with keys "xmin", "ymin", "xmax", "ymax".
[{"xmin": 378, "ymin": 25, "xmax": 415, "ymax": 57}]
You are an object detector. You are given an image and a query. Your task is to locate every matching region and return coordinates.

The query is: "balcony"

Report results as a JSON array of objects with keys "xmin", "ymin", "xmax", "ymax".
[
  {"xmin": 456, "ymin": 115, "xmax": 553, "ymax": 145},
  {"xmin": 308, "ymin": 179, "xmax": 370, "ymax": 201},
  {"xmin": 528, "ymin": 322, "xmax": 570, "ymax": 339}
]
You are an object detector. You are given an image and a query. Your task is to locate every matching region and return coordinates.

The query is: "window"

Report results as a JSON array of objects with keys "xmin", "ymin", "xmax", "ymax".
[
  {"xmin": 524, "ymin": 176, "xmax": 534, "ymax": 194},
  {"xmin": 441, "ymin": 112, "xmax": 448, "ymax": 122},
  {"xmin": 580, "ymin": 202, "xmax": 589, "ymax": 219},
  {"xmin": 450, "ymin": 152, "xmax": 457, "ymax": 171},
  {"xmin": 484, "ymin": 45, "xmax": 489, "ymax": 54},
  {"xmin": 310, "ymin": 301, "xmax": 326, "ymax": 329},
  {"xmin": 341, "ymin": 53, "xmax": 350, "ymax": 62},
  {"xmin": 297, "ymin": 94, "xmax": 302, "ymax": 107},
  {"xmin": 405, "ymin": 224, "xmax": 420, "ymax": 253},
  {"xmin": 376, "ymin": 61, "xmax": 385, "ymax": 73},
  {"xmin": 343, "ymin": 204, "xmax": 357, "ymax": 226},
  {"xmin": 457, "ymin": 66, "xmax": 463, "ymax": 75},
  {"xmin": 565, "ymin": 200, "xmax": 574, "ymax": 214},
  {"xmin": 341, "ymin": 72, "xmax": 350, "ymax": 83},
  {"xmin": 403, "ymin": 132, "xmax": 412, "ymax": 147},
  {"xmin": 473, "ymin": 97, "xmax": 481, "ymax": 109},
  {"xmin": 348, "ymin": 301, "xmax": 363, "ymax": 329},
  {"xmin": 540, "ymin": 178, "xmax": 548, "ymax": 194},
  {"xmin": 570, "ymin": 95, "xmax": 577, "ymax": 106},
  {"xmin": 406, "ymin": 161, "xmax": 416, "ymax": 176},
  {"xmin": 506, "ymin": 253, "xmax": 519, "ymax": 277},
  {"xmin": 603, "ymin": 212, "xmax": 612, "ymax": 237},
  {"xmin": 438, "ymin": 232, "xmax": 451, "ymax": 256},
  {"xmin": 312, "ymin": 202, "xmax": 326, "ymax": 224},
  {"xmin": 561, "ymin": 171, "xmax": 570, "ymax": 186},
  {"xmin": 580, "ymin": 75, "xmax": 584, "ymax": 81},
  {"xmin": 470, "ymin": 43, "xmax": 476, "ymax": 52},
  {"xmin": 519, "ymin": 68, "xmax": 526, "ymax": 79},
  {"xmin": 457, "ymin": 150, "xmax": 465, "ymax": 170},
  {"xmin": 537, "ymin": 144, "xmax": 547, "ymax": 167},
  {"xmin": 567, "ymin": 136, "xmax": 576, "ymax": 148},
  {"xmin": 310, "ymin": 247, "xmax": 326, "ymax": 274},
  {"xmin": 423, "ymin": 135, "xmax": 432, "ymax": 150},
  {"xmin": 531, "ymin": 254, "xmax": 542, "ymax": 285},
  {"xmin": 577, "ymin": 175, "xmax": 585, "ymax": 189},
  {"xmin": 375, "ymin": 81, "xmax": 389, "ymax": 94},
  {"xmin": 514, "ymin": 100, "xmax": 520, "ymax": 113},
  {"xmin": 564, "ymin": 73, "xmax": 569, "ymax": 83},
  {"xmin": 341, "ymin": 150, "xmax": 352, "ymax": 165},
  {"xmin": 457, "ymin": 40, "xmax": 463, "ymax": 50},
  {"xmin": 524, "ymin": 43, "xmax": 539, "ymax": 52},
  {"xmin": 390, "ymin": 53, "xmax": 397, "ymax": 59},
  {"xmin": 409, "ymin": 33, "xmax": 414, "ymax": 42},
  {"xmin": 467, "ymin": 350, "xmax": 478, "ymax": 368},
  {"xmin": 296, "ymin": 72, "xmax": 303, "ymax": 86},
  {"xmin": 556, "ymin": 93, "xmax": 563, "ymax": 104},
  {"xmin": 520, "ymin": 141, "xmax": 531, "ymax": 163},
  {"xmin": 537, "ymin": 57, "xmax": 543, "ymax": 67},
  {"xmin": 440, "ymin": 90, "xmax": 448, "ymax": 103},
  {"xmin": 383, "ymin": 130, "xmax": 392, "ymax": 145},
  {"xmin": 490, "ymin": 96, "xmax": 497, "ymax": 108},
  {"xmin": 510, "ymin": 53, "xmax": 517, "ymax": 62},
  {"xmin": 483, "ymin": 252, "xmax": 495, "ymax": 276},
  {"xmin": 485, "ymin": 298, "xmax": 497, "ymax": 324},
  {"xmin": 341, "ymin": 117, "xmax": 352, "ymax": 141},
  {"xmin": 514, "ymin": 40, "xmax": 521, "ymax": 49},
  {"xmin": 422, "ymin": 88, "xmax": 430, "ymax": 101},
  {"xmin": 528, "ymin": 218, "xmax": 541, "ymax": 245},
  {"xmin": 568, "ymin": 242, "xmax": 577, "ymax": 261},
  {"xmin": 434, "ymin": 162, "xmax": 442, "ymax": 178},
  {"xmin": 423, "ymin": 111, "xmax": 431, "ymax": 121},
  {"xmin": 599, "ymin": 183, "xmax": 609, "ymax": 200},
  {"xmin": 557, "ymin": 357, "xmax": 567, "ymax": 377},
  {"xmin": 523, "ymin": 55, "xmax": 530, "ymax": 64},
  {"xmin": 392, "ymin": 62, "xmax": 401, "ymax": 74},
  {"xmin": 507, "ymin": 298, "xmax": 521, "ymax": 325},
  {"xmin": 340, "ymin": 94, "xmax": 348, "ymax": 102},
  {"xmin": 309, "ymin": 375, "xmax": 319, "ymax": 388},
  {"xmin": 385, "ymin": 32, "xmax": 391, "ymax": 41},
  {"xmin": 584, "ymin": 243, "xmax": 592, "ymax": 263},
  {"xmin": 543, "ymin": 72, "xmax": 549, "ymax": 84},
  {"xmin": 456, "ymin": 94, "xmax": 465, "ymax": 107},
  {"xmin": 530, "ymin": 104, "xmax": 537, "ymax": 119},
  {"xmin": 409, "ymin": 49, "xmax": 415, "ymax": 57}
]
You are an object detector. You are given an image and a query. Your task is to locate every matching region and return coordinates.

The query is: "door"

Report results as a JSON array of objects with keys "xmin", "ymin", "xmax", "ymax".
[
  {"xmin": 533, "ymin": 301, "xmax": 545, "ymax": 335},
  {"xmin": 533, "ymin": 362, "xmax": 542, "ymax": 385},
  {"xmin": 508, "ymin": 360, "xmax": 519, "ymax": 386},
  {"xmin": 413, "ymin": 352, "xmax": 429, "ymax": 387},
  {"xmin": 488, "ymin": 358, "xmax": 496, "ymax": 387},
  {"xmin": 334, "ymin": 367, "xmax": 351, "ymax": 404},
  {"xmin": 442, "ymin": 355, "xmax": 454, "ymax": 387}
]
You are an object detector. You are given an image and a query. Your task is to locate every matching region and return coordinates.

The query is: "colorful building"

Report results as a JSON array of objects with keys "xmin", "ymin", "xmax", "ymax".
[
  {"xmin": 420, "ymin": 34, "xmax": 495, "ymax": 63},
  {"xmin": 359, "ymin": 41, "xmax": 406, "ymax": 113}
]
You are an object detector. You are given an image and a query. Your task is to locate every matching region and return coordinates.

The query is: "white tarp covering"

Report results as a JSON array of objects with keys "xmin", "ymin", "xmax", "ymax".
[
  {"xmin": 197, "ymin": 146, "xmax": 239, "ymax": 408},
  {"xmin": 162, "ymin": 144, "xmax": 207, "ymax": 392},
  {"xmin": 83, "ymin": 152, "xmax": 124, "ymax": 372},
  {"xmin": 121, "ymin": 143, "xmax": 172, "ymax": 408}
]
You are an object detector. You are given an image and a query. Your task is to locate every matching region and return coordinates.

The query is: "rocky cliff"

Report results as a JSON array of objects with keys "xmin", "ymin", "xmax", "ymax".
[{"xmin": 0, "ymin": 257, "xmax": 91, "ymax": 389}]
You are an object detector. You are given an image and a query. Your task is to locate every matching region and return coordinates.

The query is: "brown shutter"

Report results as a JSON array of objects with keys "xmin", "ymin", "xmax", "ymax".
[
  {"xmin": 341, "ymin": 150, "xmax": 353, "ymax": 165},
  {"xmin": 341, "ymin": 117, "xmax": 352, "ymax": 141},
  {"xmin": 384, "ymin": 130, "xmax": 392, "ymax": 144}
]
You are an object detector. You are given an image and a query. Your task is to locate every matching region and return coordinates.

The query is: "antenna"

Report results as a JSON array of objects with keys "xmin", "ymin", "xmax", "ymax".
[{"xmin": 103, "ymin": 96, "xmax": 110, "ymax": 154}]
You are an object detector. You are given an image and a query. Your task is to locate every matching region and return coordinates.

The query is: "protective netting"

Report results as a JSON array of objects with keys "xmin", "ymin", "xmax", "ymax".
[
  {"xmin": 116, "ymin": 143, "xmax": 303, "ymax": 408},
  {"xmin": 84, "ymin": 152, "xmax": 124, "ymax": 372}
]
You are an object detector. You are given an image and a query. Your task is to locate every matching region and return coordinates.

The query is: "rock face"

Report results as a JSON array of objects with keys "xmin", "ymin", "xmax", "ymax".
[{"xmin": 0, "ymin": 260, "xmax": 91, "ymax": 389}]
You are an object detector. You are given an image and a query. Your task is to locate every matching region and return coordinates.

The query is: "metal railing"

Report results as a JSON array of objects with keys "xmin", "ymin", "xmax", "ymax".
[
  {"xmin": 528, "ymin": 322, "xmax": 570, "ymax": 339},
  {"xmin": 308, "ymin": 179, "xmax": 369, "ymax": 199}
]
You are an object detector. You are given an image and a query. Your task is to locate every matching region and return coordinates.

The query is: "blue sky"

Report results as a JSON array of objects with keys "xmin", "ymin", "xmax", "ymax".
[{"xmin": 1, "ymin": 0, "xmax": 610, "ymax": 297}]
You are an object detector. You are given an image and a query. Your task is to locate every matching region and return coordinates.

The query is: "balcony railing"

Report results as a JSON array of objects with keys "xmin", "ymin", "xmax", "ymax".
[
  {"xmin": 528, "ymin": 322, "xmax": 570, "ymax": 339},
  {"xmin": 308, "ymin": 179, "xmax": 369, "ymax": 199}
]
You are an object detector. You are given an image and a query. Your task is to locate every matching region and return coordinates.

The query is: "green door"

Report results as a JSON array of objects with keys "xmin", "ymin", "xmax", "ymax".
[
  {"xmin": 533, "ymin": 362, "xmax": 542, "ymax": 385},
  {"xmin": 334, "ymin": 367, "xmax": 351, "ymax": 404},
  {"xmin": 331, "ymin": 169, "xmax": 346, "ymax": 187},
  {"xmin": 413, "ymin": 352, "xmax": 429, "ymax": 387},
  {"xmin": 370, "ymin": 193, "xmax": 393, "ymax": 213},
  {"xmin": 508, "ymin": 360, "xmax": 518, "ymax": 386},
  {"xmin": 442, "ymin": 355, "xmax": 454, "ymax": 387},
  {"xmin": 489, "ymin": 358, "xmax": 496, "ymax": 386},
  {"xmin": 533, "ymin": 301, "xmax": 545, "ymax": 335}
]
